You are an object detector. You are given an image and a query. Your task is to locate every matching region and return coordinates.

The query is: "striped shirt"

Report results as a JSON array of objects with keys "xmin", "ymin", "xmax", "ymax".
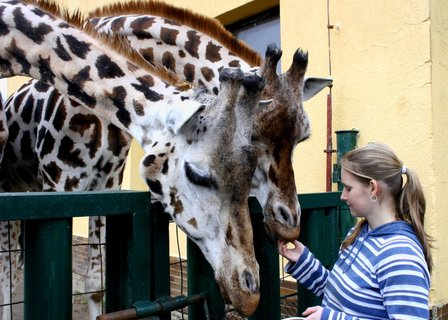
[{"xmin": 285, "ymin": 221, "xmax": 430, "ymax": 319}]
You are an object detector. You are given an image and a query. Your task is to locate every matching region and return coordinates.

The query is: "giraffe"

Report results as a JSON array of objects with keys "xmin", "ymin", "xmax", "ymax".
[
  {"xmin": 88, "ymin": 1, "xmax": 333, "ymax": 241},
  {"xmin": 0, "ymin": 0, "xmax": 270, "ymax": 317}
]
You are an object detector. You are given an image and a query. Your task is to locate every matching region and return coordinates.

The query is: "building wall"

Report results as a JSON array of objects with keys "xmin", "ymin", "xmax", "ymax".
[{"xmin": 3, "ymin": 0, "xmax": 446, "ymax": 308}]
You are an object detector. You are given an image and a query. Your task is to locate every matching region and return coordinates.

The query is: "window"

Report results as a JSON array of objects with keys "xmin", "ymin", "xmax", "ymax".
[{"xmin": 227, "ymin": 7, "xmax": 281, "ymax": 71}]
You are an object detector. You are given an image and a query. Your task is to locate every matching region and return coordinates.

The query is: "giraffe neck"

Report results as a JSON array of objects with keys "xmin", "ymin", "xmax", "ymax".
[
  {"xmin": 90, "ymin": 14, "xmax": 255, "ymax": 94},
  {"xmin": 0, "ymin": 0, "xmax": 202, "ymax": 147}
]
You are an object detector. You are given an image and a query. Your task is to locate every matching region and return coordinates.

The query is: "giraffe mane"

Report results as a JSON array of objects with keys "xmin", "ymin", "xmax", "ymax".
[
  {"xmin": 88, "ymin": 0, "xmax": 263, "ymax": 67},
  {"xmin": 22, "ymin": 0, "xmax": 192, "ymax": 90}
]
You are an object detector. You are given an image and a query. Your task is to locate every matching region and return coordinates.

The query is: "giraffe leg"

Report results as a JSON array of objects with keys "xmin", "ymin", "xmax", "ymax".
[
  {"xmin": 0, "ymin": 221, "xmax": 21, "ymax": 320},
  {"xmin": 85, "ymin": 216, "xmax": 105, "ymax": 320}
]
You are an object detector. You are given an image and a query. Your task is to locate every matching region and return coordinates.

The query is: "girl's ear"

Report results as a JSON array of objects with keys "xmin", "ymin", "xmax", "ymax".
[{"xmin": 370, "ymin": 179, "xmax": 381, "ymax": 196}]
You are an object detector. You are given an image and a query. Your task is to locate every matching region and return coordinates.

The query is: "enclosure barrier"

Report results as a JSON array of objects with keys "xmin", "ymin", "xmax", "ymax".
[{"xmin": 0, "ymin": 190, "xmax": 346, "ymax": 320}]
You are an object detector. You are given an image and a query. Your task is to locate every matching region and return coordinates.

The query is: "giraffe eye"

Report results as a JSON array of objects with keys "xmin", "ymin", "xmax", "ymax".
[{"xmin": 184, "ymin": 162, "xmax": 217, "ymax": 189}]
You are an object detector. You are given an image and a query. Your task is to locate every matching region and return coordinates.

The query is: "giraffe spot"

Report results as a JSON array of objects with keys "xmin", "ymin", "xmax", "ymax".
[
  {"xmin": 70, "ymin": 113, "xmax": 101, "ymax": 136},
  {"xmin": 96, "ymin": 55, "xmax": 125, "ymax": 79},
  {"xmin": 170, "ymin": 187, "xmax": 184, "ymax": 215},
  {"xmin": 21, "ymin": 95, "xmax": 34, "ymax": 124},
  {"xmin": 130, "ymin": 16, "xmax": 156, "ymax": 39},
  {"xmin": 226, "ymin": 224, "xmax": 234, "ymax": 244},
  {"xmin": 54, "ymin": 36, "xmax": 72, "ymax": 61},
  {"xmin": 115, "ymin": 108, "xmax": 131, "ymax": 129},
  {"xmin": 185, "ymin": 30, "xmax": 201, "ymax": 59},
  {"xmin": 200, "ymin": 67, "xmax": 215, "ymax": 82},
  {"xmin": 183, "ymin": 63, "xmax": 195, "ymax": 83},
  {"xmin": 106, "ymin": 177, "xmax": 115, "ymax": 189},
  {"xmin": 20, "ymin": 131, "xmax": 33, "ymax": 161},
  {"xmin": 107, "ymin": 124, "xmax": 129, "ymax": 157},
  {"xmin": 53, "ymin": 102, "xmax": 67, "ymax": 131},
  {"xmin": 160, "ymin": 27, "xmax": 179, "ymax": 46},
  {"xmin": 63, "ymin": 34, "xmax": 91, "ymax": 59},
  {"xmin": 133, "ymin": 100, "xmax": 145, "ymax": 116},
  {"xmin": 58, "ymin": 136, "xmax": 86, "ymax": 167},
  {"xmin": 139, "ymin": 48, "xmax": 154, "ymax": 63},
  {"xmin": 268, "ymin": 165, "xmax": 279, "ymax": 187},
  {"xmin": 205, "ymin": 41, "xmax": 222, "ymax": 62},
  {"xmin": 146, "ymin": 179, "xmax": 163, "ymax": 195},
  {"xmin": 178, "ymin": 49, "xmax": 186, "ymax": 58},
  {"xmin": 162, "ymin": 51, "xmax": 176, "ymax": 72},
  {"xmin": 38, "ymin": 56, "xmax": 56, "ymax": 85},
  {"xmin": 131, "ymin": 77, "xmax": 163, "ymax": 102},
  {"xmin": 170, "ymin": 146, "xmax": 175, "ymax": 153},
  {"xmin": 64, "ymin": 176, "xmax": 80, "ymax": 191},
  {"xmin": 163, "ymin": 18, "xmax": 181, "ymax": 27},
  {"xmin": 105, "ymin": 86, "xmax": 127, "ymax": 109},
  {"xmin": 228, "ymin": 60, "xmax": 241, "ymax": 68},
  {"xmin": 143, "ymin": 154, "xmax": 156, "ymax": 166},
  {"xmin": 62, "ymin": 67, "xmax": 96, "ymax": 108},
  {"xmin": 35, "ymin": 81, "xmax": 51, "ymax": 92},
  {"xmin": 38, "ymin": 127, "xmax": 55, "ymax": 157},
  {"xmin": 7, "ymin": 38, "xmax": 31, "ymax": 75},
  {"xmin": 162, "ymin": 158, "xmax": 169, "ymax": 175},
  {"xmin": 13, "ymin": 7, "xmax": 52, "ymax": 44},
  {"xmin": 42, "ymin": 161, "xmax": 62, "ymax": 185},
  {"xmin": 110, "ymin": 17, "xmax": 126, "ymax": 31},
  {"xmin": 188, "ymin": 218, "xmax": 197, "ymax": 229}
]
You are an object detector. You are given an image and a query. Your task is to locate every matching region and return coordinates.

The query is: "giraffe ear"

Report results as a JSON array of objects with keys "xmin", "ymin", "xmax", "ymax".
[
  {"xmin": 166, "ymin": 102, "xmax": 206, "ymax": 135},
  {"xmin": 303, "ymin": 77, "xmax": 333, "ymax": 101}
]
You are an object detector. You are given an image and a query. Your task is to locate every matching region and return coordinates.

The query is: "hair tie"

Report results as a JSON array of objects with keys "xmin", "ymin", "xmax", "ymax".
[{"xmin": 401, "ymin": 165, "xmax": 407, "ymax": 174}]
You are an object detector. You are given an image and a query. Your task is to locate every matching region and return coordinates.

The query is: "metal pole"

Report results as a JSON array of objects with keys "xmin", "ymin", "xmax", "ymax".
[{"xmin": 24, "ymin": 218, "xmax": 72, "ymax": 320}]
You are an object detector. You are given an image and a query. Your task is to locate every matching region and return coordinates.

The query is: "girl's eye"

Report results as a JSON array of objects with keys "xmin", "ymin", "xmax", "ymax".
[{"xmin": 184, "ymin": 162, "xmax": 218, "ymax": 189}]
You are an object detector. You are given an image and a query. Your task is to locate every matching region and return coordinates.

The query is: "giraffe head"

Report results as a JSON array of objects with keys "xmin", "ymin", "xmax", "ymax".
[
  {"xmin": 251, "ymin": 44, "xmax": 332, "ymax": 242},
  {"xmin": 86, "ymin": 8, "xmax": 332, "ymax": 244},
  {"xmin": 140, "ymin": 68, "xmax": 266, "ymax": 315}
]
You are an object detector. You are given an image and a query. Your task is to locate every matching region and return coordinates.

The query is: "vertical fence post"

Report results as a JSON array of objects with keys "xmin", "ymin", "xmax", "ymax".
[
  {"xmin": 150, "ymin": 202, "xmax": 171, "ymax": 320},
  {"xmin": 334, "ymin": 129, "xmax": 358, "ymax": 241},
  {"xmin": 249, "ymin": 198, "xmax": 280, "ymax": 320},
  {"xmin": 24, "ymin": 218, "xmax": 72, "ymax": 320},
  {"xmin": 187, "ymin": 239, "xmax": 225, "ymax": 320},
  {"xmin": 105, "ymin": 194, "xmax": 152, "ymax": 313}
]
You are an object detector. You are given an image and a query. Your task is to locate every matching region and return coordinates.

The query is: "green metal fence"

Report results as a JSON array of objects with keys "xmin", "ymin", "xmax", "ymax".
[{"xmin": 0, "ymin": 190, "xmax": 347, "ymax": 320}]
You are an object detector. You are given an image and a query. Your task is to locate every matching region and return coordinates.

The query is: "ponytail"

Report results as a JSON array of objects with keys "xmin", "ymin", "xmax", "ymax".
[{"xmin": 399, "ymin": 167, "xmax": 433, "ymax": 273}]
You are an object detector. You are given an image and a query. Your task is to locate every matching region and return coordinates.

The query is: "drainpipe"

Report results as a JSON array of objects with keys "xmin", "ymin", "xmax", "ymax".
[{"xmin": 324, "ymin": 91, "xmax": 335, "ymax": 191}]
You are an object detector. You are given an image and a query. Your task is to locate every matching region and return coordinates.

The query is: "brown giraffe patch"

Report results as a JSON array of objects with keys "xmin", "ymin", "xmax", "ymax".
[
  {"xmin": 139, "ymin": 47, "xmax": 154, "ymax": 62},
  {"xmin": 188, "ymin": 218, "xmax": 197, "ymax": 228},
  {"xmin": 160, "ymin": 27, "xmax": 179, "ymax": 45},
  {"xmin": 162, "ymin": 51, "xmax": 176, "ymax": 71},
  {"xmin": 183, "ymin": 63, "xmax": 195, "ymax": 83},
  {"xmin": 133, "ymin": 100, "xmax": 145, "ymax": 116},
  {"xmin": 205, "ymin": 41, "xmax": 222, "ymax": 62},
  {"xmin": 110, "ymin": 16, "xmax": 126, "ymax": 31},
  {"xmin": 185, "ymin": 30, "xmax": 201, "ymax": 59},
  {"xmin": 200, "ymin": 67, "xmax": 215, "ymax": 82},
  {"xmin": 170, "ymin": 187, "xmax": 184, "ymax": 215},
  {"xmin": 130, "ymin": 16, "xmax": 156, "ymax": 39}
]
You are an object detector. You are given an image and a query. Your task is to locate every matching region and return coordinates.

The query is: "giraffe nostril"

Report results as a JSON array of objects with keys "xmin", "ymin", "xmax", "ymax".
[
  {"xmin": 242, "ymin": 270, "xmax": 258, "ymax": 293},
  {"xmin": 278, "ymin": 207, "xmax": 291, "ymax": 226}
]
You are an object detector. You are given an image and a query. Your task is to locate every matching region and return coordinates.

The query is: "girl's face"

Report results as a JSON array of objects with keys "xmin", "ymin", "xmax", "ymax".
[{"xmin": 340, "ymin": 168, "xmax": 373, "ymax": 218}]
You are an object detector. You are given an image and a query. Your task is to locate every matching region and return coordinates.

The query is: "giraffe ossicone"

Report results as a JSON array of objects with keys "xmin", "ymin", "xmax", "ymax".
[{"xmin": 0, "ymin": 0, "xmax": 265, "ymax": 317}]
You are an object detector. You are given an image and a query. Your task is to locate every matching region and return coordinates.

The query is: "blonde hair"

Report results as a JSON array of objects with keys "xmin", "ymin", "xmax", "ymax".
[{"xmin": 340, "ymin": 143, "xmax": 433, "ymax": 273}]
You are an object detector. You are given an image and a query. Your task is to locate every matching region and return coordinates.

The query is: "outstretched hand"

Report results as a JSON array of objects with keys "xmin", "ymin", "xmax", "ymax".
[
  {"xmin": 302, "ymin": 306, "xmax": 323, "ymax": 319},
  {"xmin": 277, "ymin": 239, "xmax": 304, "ymax": 263}
]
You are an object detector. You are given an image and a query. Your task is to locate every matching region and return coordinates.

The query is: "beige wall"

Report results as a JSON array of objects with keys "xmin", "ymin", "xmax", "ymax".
[{"xmin": 4, "ymin": 0, "xmax": 447, "ymax": 307}]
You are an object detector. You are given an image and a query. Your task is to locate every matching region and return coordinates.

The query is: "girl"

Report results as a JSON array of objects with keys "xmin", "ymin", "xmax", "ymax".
[{"xmin": 278, "ymin": 143, "xmax": 432, "ymax": 319}]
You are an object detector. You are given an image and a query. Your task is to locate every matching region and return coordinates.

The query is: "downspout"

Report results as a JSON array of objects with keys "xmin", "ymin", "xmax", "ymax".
[{"xmin": 324, "ymin": 0, "xmax": 335, "ymax": 192}]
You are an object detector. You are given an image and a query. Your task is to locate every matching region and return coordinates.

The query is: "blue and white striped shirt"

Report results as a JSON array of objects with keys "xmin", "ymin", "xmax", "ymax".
[{"xmin": 285, "ymin": 221, "xmax": 430, "ymax": 319}]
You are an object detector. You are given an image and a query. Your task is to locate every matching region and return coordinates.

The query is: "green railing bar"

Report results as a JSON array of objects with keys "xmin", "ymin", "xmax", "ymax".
[{"xmin": 0, "ymin": 190, "xmax": 150, "ymax": 220}]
